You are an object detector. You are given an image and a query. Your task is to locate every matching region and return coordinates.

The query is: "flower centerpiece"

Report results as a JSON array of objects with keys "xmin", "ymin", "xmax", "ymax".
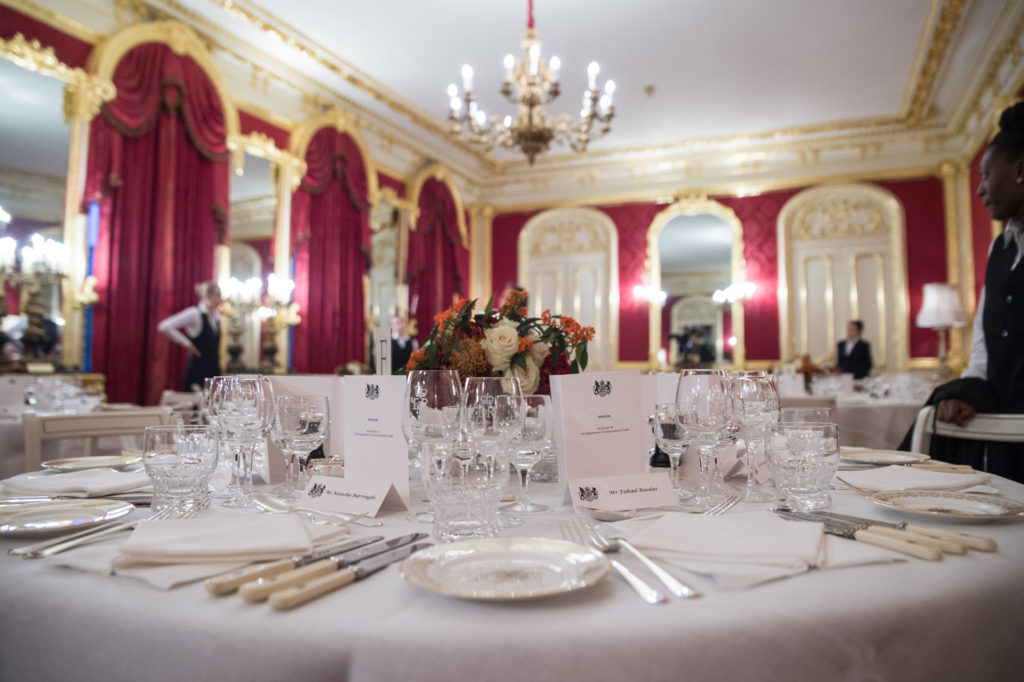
[{"xmin": 403, "ymin": 289, "xmax": 594, "ymax": 394}]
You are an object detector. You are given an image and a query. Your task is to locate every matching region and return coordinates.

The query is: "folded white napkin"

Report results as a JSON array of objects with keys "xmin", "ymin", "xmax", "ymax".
[
  {"xmin": 619, "ymin": 510, "xmax": 901, "ymax": 589},
  {"xmin": 0, "ymin": 469, "xmax": 152, "ymax": 497},
  {"xmin": 836, "ymin": 465, "xmax": 995, "ymax": 493},
  {"xmin": 47, "ymin": 514, "xmax": 353, "ymax": 589},
  {"xmin": 115, "ymin": 514, "xmax": 317, "ymax": 565}
]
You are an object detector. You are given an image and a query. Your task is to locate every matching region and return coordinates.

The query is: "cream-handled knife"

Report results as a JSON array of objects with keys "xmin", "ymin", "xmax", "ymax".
[
  {"xmin": 810, "ymin": 511, "xmax": 997, "ymax": 552},
  {"xmin": 238, "ymin": 533, "xmax": 428, "ymax": 602},
  {"xmin": 774, "ymin": 510, "xmax": 943, "ymax": 561},
  {"xmin": 269, "ymin": 542, "xmax": 432, "ymax": 611},
  {"xmin": 205, "ymin": 535, "xmax": 384, "ymax": 596}
]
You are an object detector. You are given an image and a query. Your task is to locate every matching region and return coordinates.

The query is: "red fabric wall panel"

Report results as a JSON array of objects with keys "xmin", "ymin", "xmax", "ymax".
[
  {"xmin": 378, "ymin": 173, "xmax": 406, "ymax": 197},
  {"xmin": 969, "ymin": 145, "xmax": 992, "ymax": 304},
  {"xmin": 875, "ymin": 177, "xmax": 946, "ymax": 358},
  {"xmin": 238, "ymin": 110, "xmax": 289, "ymax": 150},
  {"xmin": 0, "ymin": 6, "xmax": 93, "ymax": 67},
  {"xmin": 490, "ymin": 211, "xmax": 536, "ymax": 296},
  {"xmin": 244, "ymin": 238, "xmax": 274, "ymax": 278}
]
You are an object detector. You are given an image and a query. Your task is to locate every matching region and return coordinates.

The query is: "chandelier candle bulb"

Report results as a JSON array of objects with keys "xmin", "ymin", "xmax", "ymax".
[
  {"xmin": 460, "ymin": 64, "xmax": 473, "ymax": 93},
  {"xmin": 587, "ymin": 61, "xmax": 599, "ymax": 90},
  {"xmin": 529, "ymin": 44, "xmax": 540, "ymax": 75},
  {"xmin": 550, "ymin": 56, "xmax": 561, "ymax": 81}
]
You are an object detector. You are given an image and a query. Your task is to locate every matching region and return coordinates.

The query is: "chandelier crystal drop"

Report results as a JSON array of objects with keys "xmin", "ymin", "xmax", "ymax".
[{"xmin": 445, "ymin": 0, "xmax": 615, "ymax": 164}]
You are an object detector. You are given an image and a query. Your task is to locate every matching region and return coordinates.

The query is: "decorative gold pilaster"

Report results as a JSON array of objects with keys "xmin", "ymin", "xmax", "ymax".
[
  {"xmin": 938, "ymin": 160, "xmax": 967, "ymax": 369},
  {"xmin": 467, "ymin": 205, "xmax": 494, "ymax": 301}
]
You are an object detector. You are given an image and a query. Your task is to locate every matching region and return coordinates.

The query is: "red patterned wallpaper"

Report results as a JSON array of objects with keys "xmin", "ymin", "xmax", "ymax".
[
  {"xmin": 969, "ymin": 144, "xmax": 992, "ymax": 304},
  {"xmin": 238, "ymin": 110, "xmax": 289, "ymax": 151},
  {"xmin": 490, "ymin": 211, "xmax": 537, "ymax": 296},
  {"xmin": 378, "ymin": 172, "xmax": 406, "ymax": 197}
]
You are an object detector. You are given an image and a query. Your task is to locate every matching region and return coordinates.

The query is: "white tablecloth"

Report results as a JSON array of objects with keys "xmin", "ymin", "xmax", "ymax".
[
  {"xmin": 1, "ymin": 477, "xmax": 1022, "ymax": 682},
  {"xmin": 835, "ymin": 397, "xmax": 922, "ymax": 450}
]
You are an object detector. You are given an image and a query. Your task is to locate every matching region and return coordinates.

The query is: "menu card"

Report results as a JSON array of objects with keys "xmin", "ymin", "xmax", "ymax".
[
  {"xmin": 341, "ymin": 375, "xmax": 410, "ymax": 505},
  {"xmin": 551, "ymin": 370, "xmax": 650, "ymax": 500}
]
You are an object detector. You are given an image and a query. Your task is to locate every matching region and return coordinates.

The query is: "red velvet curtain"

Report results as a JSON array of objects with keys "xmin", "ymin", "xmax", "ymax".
[
  {"xmin": 290, "ymin": 128, "xmax": 370, "ymax": 373},
  {"xmin": 407, "ymin": 178, "xmax": 469, "ymax": 343},
  {"xmin": 85, "ymin": 43, "xmax": 229, "ymax": 405}
]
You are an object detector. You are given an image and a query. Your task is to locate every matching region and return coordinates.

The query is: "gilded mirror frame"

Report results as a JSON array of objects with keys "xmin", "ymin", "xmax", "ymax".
[{"xmin": 645, "ymin": 194, "xmax": 748, "ymax": 369}]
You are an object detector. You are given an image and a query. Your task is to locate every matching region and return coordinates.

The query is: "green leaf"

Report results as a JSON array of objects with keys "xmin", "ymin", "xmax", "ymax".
[
  {"xmin": 483, "ymin": 292, "xmax": 496, "ymax": 317},
  {"xmin": 577, "ymin": 344, "xmax": 589, "ymax": 372},
  {"xmin": 511, "ymin": 353, "xmax": 527, "ymax": 371}
]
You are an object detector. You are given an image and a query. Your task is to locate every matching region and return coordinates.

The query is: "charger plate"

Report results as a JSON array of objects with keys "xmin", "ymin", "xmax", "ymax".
[
  {"xmin": 0, "ymin": 499, "xmax": 134, "ymax": 536},
  {"xmin": 399, "ymin": 537, "xmax": 610, "ymax": 601},
  {"xmin": 867, "ymin": 490, "xmax": 1024, "ymax": 522},
  {"xmin": 840, "ymin": 449, "xmax": 929, "ymax": 465}
]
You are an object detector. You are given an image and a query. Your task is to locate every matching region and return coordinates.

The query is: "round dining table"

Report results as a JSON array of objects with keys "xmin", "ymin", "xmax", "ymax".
[{"xmin": 1, "ymin": 475, "xmax": 1022, "ymax": 682}]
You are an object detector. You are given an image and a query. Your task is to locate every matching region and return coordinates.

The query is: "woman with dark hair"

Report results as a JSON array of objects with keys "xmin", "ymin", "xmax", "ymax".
[
  {"xmin": 904, "ymin": 101, "xmax": 1024, "ymax": 481},
  {"xmin": 157, "ymin": 282, "xmax": 223, "ymax": 392}
]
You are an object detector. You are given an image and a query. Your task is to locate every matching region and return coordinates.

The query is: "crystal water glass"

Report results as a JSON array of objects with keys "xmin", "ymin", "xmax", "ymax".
[
  {"xmin": 768, "ymin": 421, "xmax": 840, "ymax": 511},
  {"xmin": 503, "ymin": 394, "xmax": 553, "ymax": 514},
  {"xmin": 676, "ymin": 369, "xmax": 731, "ymax": 511},
  {"xmin": 142, "ymin": 424, "xmax": 219, "ymax": 514},
  {"xmin": 401, "ymin": 370, "xmax": 462, "ymax": 522},
  {"xmin": 208, "ymin": 374, "xmax": 275, "ymax": 508},
  {"xmin": 271, "ymin": 395, "xmax": 329, "ymax": 499},
  {"xmin": 730, "ymin": 374, "xmax": 780, "ymax": 503}
]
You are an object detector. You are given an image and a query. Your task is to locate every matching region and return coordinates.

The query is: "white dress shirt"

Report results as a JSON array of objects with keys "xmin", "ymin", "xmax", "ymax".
[{"xmin": 157, "ymin": 302, "xmax": 221, "ymax": 350}]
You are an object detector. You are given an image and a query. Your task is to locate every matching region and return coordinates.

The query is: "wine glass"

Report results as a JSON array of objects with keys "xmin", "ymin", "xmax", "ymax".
[
  {"xmin": 401, "ymin": 370, "xmax": 462, "ymax": 522},
  {"xmin": 462, "ymin": 377, "xmax": 525, "ymax": 527},
  {"xmin": 780, "ymin": 407, "xmax": 833, "ymax": 423},
  {"xmin": 503, "ymin": 394, "xmax": 553, "ymax": 515},
  {"xmin": 675, "ymin": 369, "xmax": 731, "ymax": 511},
  {"xmin": 730, "ymin": 374, "xmax": 780, "ymax": 502},
  {"xmin": 650, "ymin": 403, "xmax": 694, "ymax": 500},
  {"xmin": 208, "ymin": 374, "xmax": 275, "ymax": 508},
  {"xmin": 271, "ymin": 395, "xmax": 329, "ymax": 499}
]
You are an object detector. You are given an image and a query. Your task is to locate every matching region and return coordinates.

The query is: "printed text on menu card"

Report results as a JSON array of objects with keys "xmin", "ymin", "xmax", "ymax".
[{"xmin": 342, "ymin": 375, "xmax": 410, "ymax": 504}]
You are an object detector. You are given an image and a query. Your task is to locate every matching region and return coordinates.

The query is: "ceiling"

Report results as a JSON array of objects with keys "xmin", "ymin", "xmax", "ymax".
[{"xmin": 0, "ymin": 0, "xmax": 1017, "ymax": 203}]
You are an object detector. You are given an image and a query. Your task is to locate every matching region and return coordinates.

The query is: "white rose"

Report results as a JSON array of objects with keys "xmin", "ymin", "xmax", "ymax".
[
  {"xmin": 528, "ymin": 340, "xmax": 550, "ymax": 366},
  {"xmin": 505, "ymin": 355, "xmax": 541, "ymax": 395},
  {"xmin": 482, "ymin": 319, "xmax": 521, "ymax": 372}
]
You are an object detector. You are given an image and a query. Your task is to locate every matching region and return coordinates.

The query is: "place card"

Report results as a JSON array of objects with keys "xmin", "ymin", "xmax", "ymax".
[
  {"xmin": 341, "ymin": 375, "xmax": 410, "ymax": 504},
  {"xmin": 569, "ymin": 472, "xmax": 676, "ymax": 511},
  {"xmin": 298, "ymin": 474, "xmax": 407, "ymax": 517},
  {"xmin": 551, "ymin": 370, "xmax": 650, "ymax": 500}
]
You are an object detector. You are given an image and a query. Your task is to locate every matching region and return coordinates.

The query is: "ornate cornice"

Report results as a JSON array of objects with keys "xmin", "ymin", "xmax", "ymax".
[
  {"xmin": 227, "ymin": 132, "xmax": 306, "ymax": 188},
  {"xmin": 0, "ymin": 32, "xmax": 116, "ymax": 121},
  {"xmin": 904, "ymin": 0, "xmax": 967, "ymax": 126}
]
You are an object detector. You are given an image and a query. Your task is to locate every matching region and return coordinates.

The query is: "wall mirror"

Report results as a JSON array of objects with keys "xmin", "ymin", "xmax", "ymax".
[
  {"xmin": 227, "ymin": 152, "xmax": 277, "ymax": 369},
  {"xmin": 367, "ymin": 195, "xmax": 408, "ymax": 371},
  {"xmin": 0, "ymin": 56, "xmax": 71, "ymax": 358}
]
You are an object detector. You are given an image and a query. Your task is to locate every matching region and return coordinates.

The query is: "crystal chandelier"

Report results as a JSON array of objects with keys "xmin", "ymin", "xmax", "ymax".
[{"xmin": 446, "ymin": 0, "xmax": 616, "ymax": 164}]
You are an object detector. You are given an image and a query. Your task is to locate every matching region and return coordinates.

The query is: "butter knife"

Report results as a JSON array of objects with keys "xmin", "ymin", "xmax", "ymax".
[
  {"xmin": 205, "ymin": 535, "xmax": 384, "ymax": 596},
  {"xmin": 238, "ymin": 532, "xmax": 428, "ymax": 602},
  {"xmin": 806, "ymin": 511, "xmax": 996, "ymax": 552},
  {"xmin": 269, "ymin": 542, "xmax": 432, "ymax": 611},
  {"xmin": 773, "ymin": 510, "xmax": 943, "ymax": 561}
]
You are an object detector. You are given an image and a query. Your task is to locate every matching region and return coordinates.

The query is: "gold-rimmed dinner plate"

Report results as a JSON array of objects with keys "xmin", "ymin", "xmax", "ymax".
[
  {"xmin": 0, "ymin": 499, "xmax": 134, "ymax": 536},
  {"xmin": 399, "ymin": 537, "xmax": 610, "ymax": 601},
  {"xmin": 840, "ymin": 449, "xmax": 930, "ymax": 465},
  {"xmin": 41, "ymin": 453, "xmax": 143, "ymax": 473},
  {"xmin": 866, "ymin": 490, "xmax": 1024, "ymax": 522}
]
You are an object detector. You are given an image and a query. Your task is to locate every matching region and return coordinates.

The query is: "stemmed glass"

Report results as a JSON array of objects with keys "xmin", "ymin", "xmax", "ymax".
[
  {"xmin": 401, "ymin": 370, "xmax": 462, "ymax": 522},
  {"xmin": 271, "ymin": 395, "xmax": 330, "ymax": 499},
  {"xmin": 780, "ymin": 407, "xmax": 833, "ymax": 423},
  {"xmin": 650, "ymin": 403, "xmax": 695, "ymax": 500},
  {"xmin": 675, "ymin": 368, "xmax": 731, "ymax": 511},
  {"xmin": 208, "ymin": 374, "xmax": 275, "ymax": 508},
  {"xmin": 503, "ymin": 394, "xmax": 553, "ymax": 515},
  {"xmin": 730, "ymin": 373, "xmax": 780, "ymax": 502},
  {"xmin": 462, "ymin": 377, "xmax": 525, "ymax": 526}
]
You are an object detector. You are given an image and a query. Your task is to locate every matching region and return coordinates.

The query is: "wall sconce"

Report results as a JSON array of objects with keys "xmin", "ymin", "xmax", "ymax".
[
  {"xmin": 258, "ymin": 273, "xmax": 299, "ymax": 374},
  {"xmin": 0, "ymin": 233, "xmax": 71, "ymax": 369},
  {"xmin": 712, "ymin": 281, "xmax": 756, "ymax": 304},
  {"xmin": 220, "ymin": 276, "xmax": 263, "ymax": 372},
  {"xmin": 633, "ymin": 283, "xmax": 667, "ymax": 306}
]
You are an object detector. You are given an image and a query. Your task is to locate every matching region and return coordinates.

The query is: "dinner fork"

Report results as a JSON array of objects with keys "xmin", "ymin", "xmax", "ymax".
[
  {"xmin": 578, "ymin": 517, "xmax": 701, "ymax": 599},
  {"xmin": 561, "ymin": 518, "xmax": 668, "ymax": 605},
  {"xmin": 703, "ymin": 494, "xmax": 741, "ymax": 516},
  {"xmin": 14, "ymin": 506, "xmax": 196, "ymax": 559}
]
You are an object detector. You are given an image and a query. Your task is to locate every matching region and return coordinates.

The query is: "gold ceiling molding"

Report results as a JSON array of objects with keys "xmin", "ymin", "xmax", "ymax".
[
  {"xmin": 406, "ymin": 163, "xmax": 469, "ymax": 248},
  {"xmin": 86, "ymin": 20, "xmax": 240, "ymax": 142},
  {"xmin": 227, "ymin": 132, "xmax": 306, "ymax": 189},
  {"xmin": 904, "ymin": 0, "xmax": 967, "ymax": 126},
  {"xmin": 0, "ymin": 33, "xmax": 116, "ymax": 121}
]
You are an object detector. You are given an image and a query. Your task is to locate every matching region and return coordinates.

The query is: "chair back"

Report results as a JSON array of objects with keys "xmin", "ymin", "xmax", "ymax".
[
  {"xmin": 159, "ymin": 390, "xmax": 202, "ymax": 412},
  {"xmin": 22, "ymin": 407, "xmax": 174, "ymax": 472},
  {"xmin": 910, "ymin": 405, "xmax": 1024, "ymax": 455}
]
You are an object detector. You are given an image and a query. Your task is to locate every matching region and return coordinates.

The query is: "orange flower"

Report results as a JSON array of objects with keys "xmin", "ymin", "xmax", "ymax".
[
  {"xmin": 408, "ymin": 349, "xmax": 427, "ymax": 371},
  {"xmin": 517, "ymin": 337, "xmax": 533, "ymax": 353},
  {"xmin": 541, "ymin": 309, "xmax": 552, "ymax": 324},
  {"xmin": 433, "ymin": 308, "xmax": 454, "ymax": 328}
]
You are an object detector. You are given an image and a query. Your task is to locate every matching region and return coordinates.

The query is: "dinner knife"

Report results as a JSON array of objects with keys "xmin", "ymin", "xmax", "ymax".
[
  {"xmin": 773, "ymin": 510, "xmax": 943, "ymax": 561},
  {"xmin": 798, "ymin": 511, "xmax": 961, "ymax": 554},
  {"xmin": 205, "ymin": 535, "xmax": 384, "ymax": 596},
  {"xmin": 269, "ymin": 541, "xmax": 433, "ymax": 611},
  {"xmin": 806, "ymin": 511, "xmax": 997, "ymax": 552},
  {"xmin": 238, "ymin": 532, "xmax": 428, "ymax": 602}
]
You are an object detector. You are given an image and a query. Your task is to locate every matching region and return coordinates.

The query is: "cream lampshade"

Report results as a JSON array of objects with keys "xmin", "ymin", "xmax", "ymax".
[{"xmin": 916, "ymin": 283, "xmax": 967, "ymax": 373}]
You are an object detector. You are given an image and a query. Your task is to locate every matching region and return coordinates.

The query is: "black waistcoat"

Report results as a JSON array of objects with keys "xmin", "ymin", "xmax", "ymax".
[{"xmin": 982, "ymin": 234, "xmax": 1024, "ymax": 413}]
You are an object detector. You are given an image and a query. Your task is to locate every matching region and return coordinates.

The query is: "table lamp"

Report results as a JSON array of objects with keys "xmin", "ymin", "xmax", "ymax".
[{"xmin": 916, "ymin": 283, "xmax": 967, "ymax": 376}]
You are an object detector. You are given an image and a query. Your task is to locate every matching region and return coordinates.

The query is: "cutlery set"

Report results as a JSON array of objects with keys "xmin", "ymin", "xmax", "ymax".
[
  {"xmin": 772, "ymin": 509, "xmax": 997, "ymax": 560},
  {"xmin": 206, "ymin": 532, "xmax": 431, "ymax": 610}
]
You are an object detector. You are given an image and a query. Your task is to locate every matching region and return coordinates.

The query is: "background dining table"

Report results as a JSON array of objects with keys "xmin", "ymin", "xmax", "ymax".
[{"xmin": 1, "ymin": 476, "xmax": 1022, "ymax": 682}]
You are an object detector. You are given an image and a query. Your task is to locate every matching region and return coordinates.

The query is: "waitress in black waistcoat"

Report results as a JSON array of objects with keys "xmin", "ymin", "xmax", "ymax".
[{"xmin": 158, "ymin": 282, "xmax": 224, "ymax": 392}]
